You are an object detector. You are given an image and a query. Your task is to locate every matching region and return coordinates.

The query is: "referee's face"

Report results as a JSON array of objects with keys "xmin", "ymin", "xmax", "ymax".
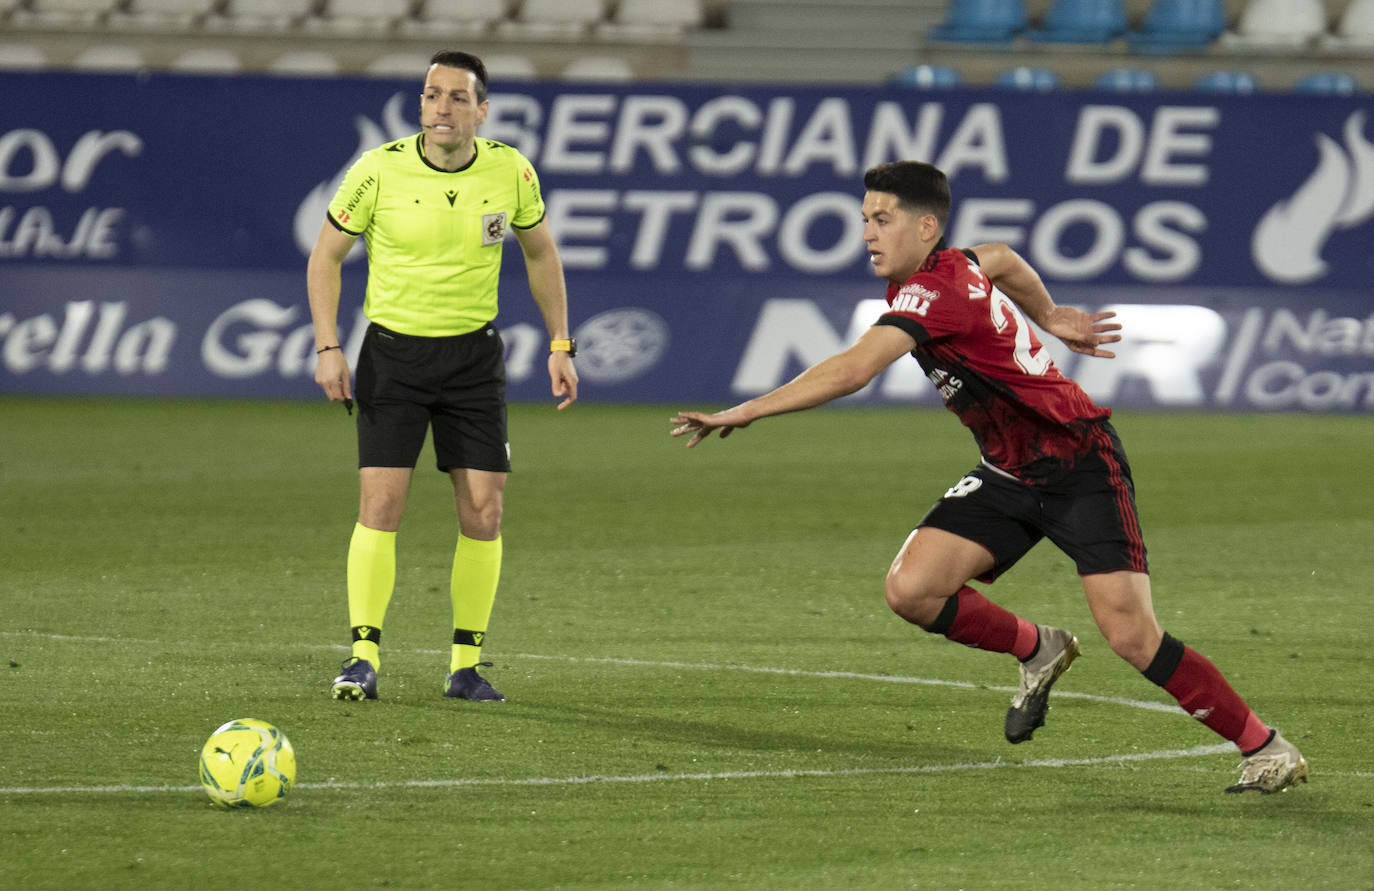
[{"xmin": 420, "ymin": 64, "xmax": 490, "ymax": 153}]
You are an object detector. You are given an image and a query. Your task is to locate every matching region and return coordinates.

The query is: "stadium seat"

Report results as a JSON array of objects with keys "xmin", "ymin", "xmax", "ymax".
[
  {"xmin": 1027, "ymin": 0, "xmax": 1128, "ymax": 43},
  {"xmin": 71, "ymin": 45, "xmax": 147, "ymax": 71},
  {"xmin": 1193, "ymin": 70, "xmax": 1259, "ymax": 92},
  {"xmin": 203, "ymin": 0, "xmax": 316, "ymax": 34},
  {"xmin": 890, "ymin": 64, "xmax": 963, "ymax": 87},
  {"xmin": 597, "ymin": 0, "xmax": 703, "ymax": 41},
  {"xmin": 0, "ymin": 42, "xmax": 47, "ymax": 70},
  {"xmin": 34, "ymin": 0, "xmax": 116, "ymax": 8},
  {"xmin": 1094, "ymin": 68, "xmax": 1160, "ymax": 91},
  {"xmin": 994, "ymin": 65, "xmax": 1061, "ymax": 89},
  {"xmin": 497, "ymin": 0, "xmax": 607, "ymax": 39},
  {"xmin": 11, "ymin": 0, "xmax": 118, "ymax": 29},
  {"xmin": 560, "ymin": 56, "xmax": 635, "ymax": 81},
  {"xmin": 169, "ymin": 48, "xmax": 243, "ymax": 74},
  {"xmin": 928, "ymin": 0, "xmax": 1029, "ymax": 44},
  {"xmin": 267, "ymin": 51, "xmax": 341, "ymax": 76},
  {"xmin": 1293, "ymin": 72, "xmax": 1360, "ymax": 94},
  {"xmin": 1323, "ymin": 0, "xmax": 1374, "ymax": 49},
  {"xmin": 306, "ymin": 0, "xmax": 412, "ymax": 36},
  {"xmin": 107, "ymin": 0, "xmax": 218, "ymax": 31},
  {"xmin": 399, "ymin": 0, "xmax": 509, "ymax": 39},
  {"xmin": 1220, "ymin": 0, "xmax": 1327, "ymax": 48},
  {"xmin": 1127, "ymin": 0, "xmax": 1226, "ymax": 52}
]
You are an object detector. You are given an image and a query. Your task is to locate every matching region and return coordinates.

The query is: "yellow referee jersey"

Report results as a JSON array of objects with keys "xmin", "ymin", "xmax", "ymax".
[{"xmin": 327, "ymin": 134, "xmax": 546, "ymax": 337}]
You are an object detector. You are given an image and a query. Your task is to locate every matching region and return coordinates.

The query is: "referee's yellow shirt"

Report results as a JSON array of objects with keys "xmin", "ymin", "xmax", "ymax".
[{"xmin": 327, "ymin": 135, "xmax": 547, "ymax": 337}]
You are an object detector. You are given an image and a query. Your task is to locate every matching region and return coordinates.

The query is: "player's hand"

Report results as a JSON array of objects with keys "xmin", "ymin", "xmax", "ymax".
[
  {"xmin": 1042, "ymin": 306, "xmax": 1121, "ymax": 358},
  {"xmin": 549, "ymin": 351, "xmax": 579, "ymax": 410},
  {"xmin": 670, "ymin": 409, "xmax": 751, "ymax": 448},
  {"xmin": 315, "ymin": 348, "xmax": 353, "ymax": 403}
]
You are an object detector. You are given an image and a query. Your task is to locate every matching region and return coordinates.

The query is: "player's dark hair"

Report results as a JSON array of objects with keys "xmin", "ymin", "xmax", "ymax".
[
  {"xmin": 863, "ymin": 161, "xmax": 950, "ymax": 231},
  {"xmin": 429, "ymin": 50, "xmax": 488, "ymax": 103}
]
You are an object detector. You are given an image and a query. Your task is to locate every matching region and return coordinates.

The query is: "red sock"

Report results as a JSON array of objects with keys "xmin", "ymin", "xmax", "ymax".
[
  {"xmin": 1153, "ymin": 638, "xmax": 1271, "ymax": 751},
  {"xmin": 937, "ymin": 586, "xmax": 1039, "ymax": 659}
]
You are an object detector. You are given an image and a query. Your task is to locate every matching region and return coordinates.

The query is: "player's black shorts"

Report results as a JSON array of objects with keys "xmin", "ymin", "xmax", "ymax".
[
  {"xmin": 918, "ymin": 421, "xmax": 1148, "ymax": 581},
  {"xmin": 354, "ymin": 322, "xmax": 510, "ymax": 473}
]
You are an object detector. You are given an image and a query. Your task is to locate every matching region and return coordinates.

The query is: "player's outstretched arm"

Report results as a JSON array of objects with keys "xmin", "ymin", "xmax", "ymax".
[
  {"xmin": 671, "ymin": 326, "xmax": 914, "ymax": 448},
  {"xmin": 973, "ymin": 242, "xmax": 1121, "ymax": 358},
  {"xmin": 669, "ymin": 406, "xmax": 753, "ymax": 449}
]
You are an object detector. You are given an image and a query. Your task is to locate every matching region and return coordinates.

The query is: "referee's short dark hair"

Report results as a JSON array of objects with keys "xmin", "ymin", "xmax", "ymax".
[
  {"xmin": 864, "ymin": 161, "xmax": 951, "ymax": 230},
  {"xmin": 430, "ymin": 50, "xmax": 488, "ymax": 103}
]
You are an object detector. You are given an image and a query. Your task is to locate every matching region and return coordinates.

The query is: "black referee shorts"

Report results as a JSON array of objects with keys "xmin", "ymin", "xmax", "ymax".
[
  {"xmin": 918, "ymin": 422, "xmax": 1148, "ymax": 581},
  {"xmin": 353, "ymin": 322, "xmax": 510, "ymax": 474}
]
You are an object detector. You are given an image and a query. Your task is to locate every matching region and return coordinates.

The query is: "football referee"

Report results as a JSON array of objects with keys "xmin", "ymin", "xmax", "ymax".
[{"xmin": 307, "ymin": 50, "xmax": 578, "ymax": 703}]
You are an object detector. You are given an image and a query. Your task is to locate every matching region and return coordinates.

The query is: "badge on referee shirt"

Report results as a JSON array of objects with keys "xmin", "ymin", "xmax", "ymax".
[{"xmin": 481, "ymin": 212, "xmax": 508, "ymax": 246}]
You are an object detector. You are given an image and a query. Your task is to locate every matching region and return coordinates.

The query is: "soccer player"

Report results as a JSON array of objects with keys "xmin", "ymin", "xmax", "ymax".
[
  {"xmin": 670, "ymin": 161, "xmax": 1307, "ymax": 795},
  {"xmin": 307, "ymin": 50, "xmax": 578, "ymax": 703}
]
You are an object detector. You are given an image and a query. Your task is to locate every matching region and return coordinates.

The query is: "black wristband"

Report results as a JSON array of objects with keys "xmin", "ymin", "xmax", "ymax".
[{"xmin": 316, "ymin": 345, "xmax": 341, "ymax": 354}]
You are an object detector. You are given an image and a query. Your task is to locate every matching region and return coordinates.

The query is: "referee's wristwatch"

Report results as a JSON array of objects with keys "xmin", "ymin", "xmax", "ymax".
[{"xmin": 550, "ymin": 338, "xmax": 577, "ymax": 358}]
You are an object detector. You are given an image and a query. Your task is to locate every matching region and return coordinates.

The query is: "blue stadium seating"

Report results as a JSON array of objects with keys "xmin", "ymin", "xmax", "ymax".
[
  {"xmin": 1293, "ymin": 72, "xmax": 1359, "ymax": 94},
  {"xmin": 891, "ymin": 64, "xmax": 963, "ymax": 88},
  {"xmin": 1027, "ymin": 0, "xmax": 1127, "ymax": 43},
  {"xmin": 928, "ymin": 0, "xmax": 1028, "ymax": 44},
  {"xmin": 1127, "ymin": 0, "xmax": 1227, "ymax": 52},
  {"xmin": 1193, "ymin": 70, "xmax": 1260, "ymax": 93},
  {"xmin": 994, "ymin": 66, "xmax": 1061, "ymax": 90},
  {"xmin": 1094, "ymin": 68, "xmax": 1160, "ymax": 91}
]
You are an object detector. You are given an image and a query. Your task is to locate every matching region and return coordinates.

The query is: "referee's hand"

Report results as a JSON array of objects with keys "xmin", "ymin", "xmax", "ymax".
[
  {"xmin": 550, "ymin": 352, "xmax": 578, "ymax": 410},
  {"xmin": 315, "ymin": 349, "xmax": 353, "ymax": 406}
]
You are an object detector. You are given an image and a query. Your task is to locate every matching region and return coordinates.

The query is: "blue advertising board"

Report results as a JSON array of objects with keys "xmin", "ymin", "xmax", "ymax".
[{"xmin": 2, "ymin": 71, "xmax": 1371, "ymax": 410}]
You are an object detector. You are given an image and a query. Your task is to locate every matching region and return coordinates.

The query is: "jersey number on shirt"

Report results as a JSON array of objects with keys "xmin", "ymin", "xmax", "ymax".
[{"xmin": 989, "ymin": 291, "xmax": 1052, "ymax": 377}]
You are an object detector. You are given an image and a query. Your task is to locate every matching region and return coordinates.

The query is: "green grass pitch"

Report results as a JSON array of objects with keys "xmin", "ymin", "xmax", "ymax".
[{"xmin": 2, "ymin": 396, "xmax": 1372, "ymax": 889}]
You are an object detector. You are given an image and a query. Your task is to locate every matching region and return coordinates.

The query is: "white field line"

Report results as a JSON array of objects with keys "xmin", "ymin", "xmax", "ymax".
[
  {"xmin": 505, "ymin": 652, "xmax": 1188, "ymax": 715},
  {"xmin": 2, "ymin": 744, "xmax": 1239, "ymax": 796},
  {"xmin": 0, "ymin": 629, "xmax": 1217, "ymax": 716},
  {"xmin": 3, "ymin": 630, "xmax": 1365, "ymax": 796}
]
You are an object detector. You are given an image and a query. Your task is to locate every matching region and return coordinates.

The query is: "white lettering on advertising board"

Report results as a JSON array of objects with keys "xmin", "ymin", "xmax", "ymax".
[{"xmin": 0, "ymin": 127, "xmax": 141, "ymax": 260}]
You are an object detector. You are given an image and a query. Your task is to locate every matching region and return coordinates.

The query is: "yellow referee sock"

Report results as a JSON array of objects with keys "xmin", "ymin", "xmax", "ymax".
[
  {"xmin": 347, "ymin": 522, "xmax": 396, "ymax": 670},
  {"xmin": 450, "ymin": 534, "xmax": 502, "ymax": 673}
]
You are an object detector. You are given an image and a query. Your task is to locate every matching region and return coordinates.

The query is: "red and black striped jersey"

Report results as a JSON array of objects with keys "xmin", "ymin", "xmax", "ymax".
[{"xmin": 875, "ymin": 247, "xmax": 1111, "ymax": 483}]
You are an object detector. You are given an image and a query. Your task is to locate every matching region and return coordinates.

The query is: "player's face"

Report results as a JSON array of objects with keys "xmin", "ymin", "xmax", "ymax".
[
  {"xmin": 419, "ymin": 65, "xmax": 489, "ymax": 151},
  {"xmin": 862, "ymin": 191, "xmax": 936, "ymax": 284}
]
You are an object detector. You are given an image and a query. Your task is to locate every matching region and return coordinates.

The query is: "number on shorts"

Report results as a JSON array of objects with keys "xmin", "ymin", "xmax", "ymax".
[{"xmin": 944, "ymin": 475, "xmax": 983, "ymax": 499}]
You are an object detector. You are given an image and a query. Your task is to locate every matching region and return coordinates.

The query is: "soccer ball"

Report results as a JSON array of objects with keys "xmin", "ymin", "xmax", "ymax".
[{"xmin": 198, "ymin": 719, "xmax": 296, "ymax": 808}]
